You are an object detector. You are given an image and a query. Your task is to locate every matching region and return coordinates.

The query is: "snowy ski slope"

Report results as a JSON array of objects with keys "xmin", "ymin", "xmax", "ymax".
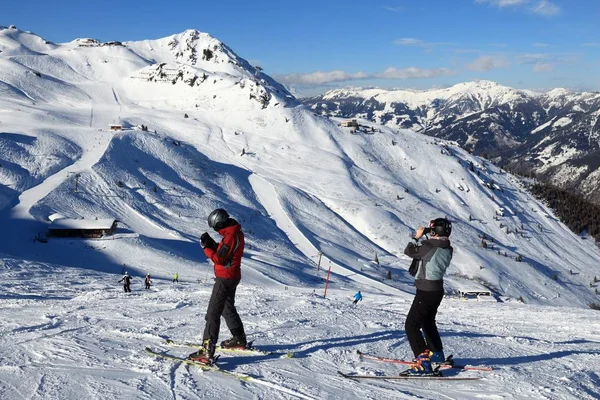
[{"xmin": 1, "ymin": 26, "xmax": 599, "ymax": 399}]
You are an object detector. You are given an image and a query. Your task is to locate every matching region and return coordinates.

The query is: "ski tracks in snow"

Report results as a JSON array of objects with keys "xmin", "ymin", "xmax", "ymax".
[
  {"xmin": 1, "ymin": 259, "xmax": 600, "ymax": 399},
  {"xmin": 249, "ymin": 174, "xmax": 403, "ymax": 297},
  {"xmin": 83, "ymin": 171, "xmax": 180, "ymax": 241},
  {"xmin": 8, "ymin": 129, "xmax": 113, "ymax": 222}
]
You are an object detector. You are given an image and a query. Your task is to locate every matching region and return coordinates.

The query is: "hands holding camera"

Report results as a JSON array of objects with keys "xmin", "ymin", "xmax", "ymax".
[{"xmin": 413, "ymin": 226, "xmax": 431, "ymax": 240}]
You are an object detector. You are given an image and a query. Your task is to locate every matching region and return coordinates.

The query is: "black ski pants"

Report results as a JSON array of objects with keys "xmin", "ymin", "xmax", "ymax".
[
  {"xmin": 124, "ymin": 284, "xmax": 131, "ymax": 293},
  {"xmin": 405, "ymin": 289, "xmax": 444, "ymax": 357},
  {"xmin": 203, "ymin": 278, "xmax": 245, "ymax": 345}
]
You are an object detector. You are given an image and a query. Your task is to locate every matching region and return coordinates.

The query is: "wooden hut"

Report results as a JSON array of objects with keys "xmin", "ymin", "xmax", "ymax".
[
  {"xmin": 47, "ymin": 218, "xmax": 118, "ymax": 238},
  {"xmin": 341, "ymin": 119, "xmax": 359, "ymax": 128}
]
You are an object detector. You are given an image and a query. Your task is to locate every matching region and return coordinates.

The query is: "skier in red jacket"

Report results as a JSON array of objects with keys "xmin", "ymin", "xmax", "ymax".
[{"xmin": 189, "ymin": 208, "xmax": 246, "ymax": 365}]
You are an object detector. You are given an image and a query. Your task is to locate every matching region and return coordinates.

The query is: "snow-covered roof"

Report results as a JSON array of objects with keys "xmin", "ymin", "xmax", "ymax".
[
  {"xmin": 48, "ymin": 218, "xmax": 117, "ymax": 230},
  {"xmin": 458, "ymin": 288, "xmax": 492, "ymax": 294},
  {"xmin": 48, "ymin": 213, "xmax": 67, "ymax": 222}
]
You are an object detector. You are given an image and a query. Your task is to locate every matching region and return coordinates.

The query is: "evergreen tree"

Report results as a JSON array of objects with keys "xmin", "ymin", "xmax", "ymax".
[{"xmin": 530, "ymin": 182, "xmax": 600, "ymax": 240}]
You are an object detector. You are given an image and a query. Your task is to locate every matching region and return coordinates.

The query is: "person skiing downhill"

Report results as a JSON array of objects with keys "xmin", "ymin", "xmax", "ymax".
[
  {"xmin": 173, "ymin": 273, "xmax": 179, "ymax": 283},
  {"xmin": 144, "ymin": 274, "xmax": 152, "ymax": 290},
  {"xmin": 402, "ymin": 218, "xmax": 453, "ymax": 375},
  {"xmin": 352, "ymin": 290, "xmax": 362, "ymax": 305},
  {"xmin": 119, "ymin": 272, "xmax": 132, "ymax": 293},
  {"xmin": 189, "ymin": 208, "xmax": 247, "ymax": 365}
]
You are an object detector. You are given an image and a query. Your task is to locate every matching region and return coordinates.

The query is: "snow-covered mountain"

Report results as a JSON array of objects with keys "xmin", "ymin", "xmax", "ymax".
[
  {"xmin": 0, "ymin": 26, "xmax": 296, "ymax": 111},
  {"xmin": 1, "ymin": 26, "xmax": 600, "ymax": 399},
  {"xmin": 303, "ymin": 81, "xmax": 600, "ymax": 202}
]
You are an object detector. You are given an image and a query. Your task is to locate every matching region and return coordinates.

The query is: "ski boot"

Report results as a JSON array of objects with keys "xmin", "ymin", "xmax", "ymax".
[
  {"xmin": 188, "ymin": 339, "xmax": 216, "ymax": 365},
  {"xmin": 220, "ymin": 334, "xmax": 247, "ymax": 349},
  {"xmin": 401, "ymin": 350, "xmax": 440, "ymax": 376},
  {"xmin": 431, "ymin": 350, "xmax": 455, "ymax": 367},
  {"xmin": 429, "ymin": 350, "xmax": 445, "ymax": 363}
]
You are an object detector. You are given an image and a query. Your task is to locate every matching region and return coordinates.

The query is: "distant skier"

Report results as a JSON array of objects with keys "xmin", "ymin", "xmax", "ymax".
[
  {"xmin": 173, "ymin": 272, "xmax": 179, "ymax": 283},
  {"xmin": 188, "ymin": 208, "xmax": 247, "ymax": 365},
  {"xmin": 144, "ymin": 274, "xmax": 152, "ymax": 290},
  {"xmin": 352, "ymin": 290, "xmax": 362, "ymax": 305},
  {"xmin": 119, "ymin": 272, "xmax": 132, "ymax": 293},
  {"xmin": 402, "ymin": 218, "xmax": 453, "ymax": 375}
]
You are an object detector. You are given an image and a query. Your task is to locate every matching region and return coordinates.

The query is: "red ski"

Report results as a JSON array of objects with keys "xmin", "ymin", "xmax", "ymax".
[
  {"xmin": 338, "ymin": 371, "xmax": 482, "ymax": 381},
  {"xmin": 356, "ymin": 350, "xmax": 493, "ymax": 371}
]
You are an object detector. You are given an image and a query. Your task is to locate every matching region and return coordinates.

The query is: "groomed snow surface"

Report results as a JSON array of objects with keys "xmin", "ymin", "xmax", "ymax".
[{"xmin": 1, "ymin": 259, "xmax": 600, "ymax": 400}]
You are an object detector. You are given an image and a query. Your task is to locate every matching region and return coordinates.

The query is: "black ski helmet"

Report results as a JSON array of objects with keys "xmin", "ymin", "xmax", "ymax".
[
  {"xmin": 207, "ymin": 208, "xmax": 229, "ymax": 230},
  {"xmin": 429, "ymin": 218, "xmax": 452, "ymax": 237}
]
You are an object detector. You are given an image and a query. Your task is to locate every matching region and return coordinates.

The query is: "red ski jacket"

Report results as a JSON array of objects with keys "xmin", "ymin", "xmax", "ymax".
[{"xmin": 203, "ymin": 222, "xmax": 244, "ymax": 280}]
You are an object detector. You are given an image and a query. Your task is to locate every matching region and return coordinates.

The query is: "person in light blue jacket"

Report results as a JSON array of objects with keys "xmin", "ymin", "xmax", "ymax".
[
  {"xmin": 403, "ymin": 218, "xmax": 453, "ymax": 375},
  {"xmin": 352, "ymin": 290, "xmax": 362, "ymax": 305}
]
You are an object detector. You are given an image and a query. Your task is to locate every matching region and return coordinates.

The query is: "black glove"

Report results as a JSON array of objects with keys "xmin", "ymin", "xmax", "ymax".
[
  {"xmin": 200, "ymin": 232, "xmax": 211, "ymax": 248},
  {"xmin": 201, "ymin": 232, "xmax": 217, "ymax": 249}
]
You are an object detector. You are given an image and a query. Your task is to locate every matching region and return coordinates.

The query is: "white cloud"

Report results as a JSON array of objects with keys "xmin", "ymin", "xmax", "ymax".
[
  {"xmin": 374, "ymin": 67, "xmax": 456, "ymax": 79},
  {"xmin": 517, "ymin": 53, "xmax": 574, "ymax": 65},
  {"xmin": 531, "ymin": 0, "xmax": 560, "ymax": 16},
  {"xmin": 275, "ymin": 66, "xmax": 456, "ymax": 87},
  {"xmin": 274, "ymin": 71, "xmax": 368, "ymax": 86},
  {"xmin": 518, "ymin": 53, "xmax": 549, "ymax": 64},
  {"xmin": 467, "ymin": 55, "xmax": 510, "ymax": 71},
  {"xmin": 533, "ymin": 63, "xmax": 554, "ymax": 72},
  {"xmin": 476, "ymin": 0, "xmax": 527, "ymax": 6},
  {"xmin": 394, "ymin": 38, "xmax": 425, "ymax": 46},
  {"xmin": 384, "ymin": 6, "xmax": 403, "ymax": 12},
  {"xmin": 516, "ymin": 53, "xmax": 575, "ymax": 72},
  {"xmin": 475, "ymin": 0, "xmax": 560, "ymax": 16},
  {"xmin": 393, "ymin": 38, "xmax": 456, "ymax": 49},
  {"xmin": 582, "ymin": 43, "xmax": 600, "ymax": 47},
  {"xmin": 533, "ymin": 42, "xmax": 551, "ymax": 47}
]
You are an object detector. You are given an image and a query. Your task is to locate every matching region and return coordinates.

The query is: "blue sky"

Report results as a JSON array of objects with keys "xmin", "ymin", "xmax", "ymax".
[{"xmin": 3, "ymin": 0, "xmax": 600, "ymax": 95}]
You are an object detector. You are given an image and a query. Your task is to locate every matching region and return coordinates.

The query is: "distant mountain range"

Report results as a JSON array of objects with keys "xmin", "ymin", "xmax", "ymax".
[{"xmin": 302, "ymin": 81, "xmax": 600, "ymax": 203}]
